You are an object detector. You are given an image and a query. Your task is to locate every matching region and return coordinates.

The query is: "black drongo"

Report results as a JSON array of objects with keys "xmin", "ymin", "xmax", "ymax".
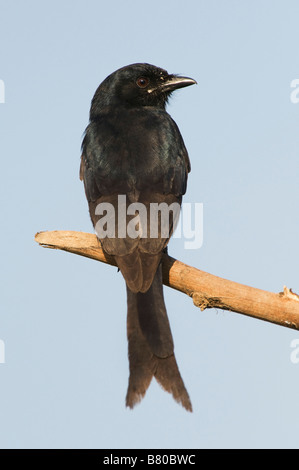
[{"xmin": 80, "ymin": 63, "xmax": 196, "ymax": 411}]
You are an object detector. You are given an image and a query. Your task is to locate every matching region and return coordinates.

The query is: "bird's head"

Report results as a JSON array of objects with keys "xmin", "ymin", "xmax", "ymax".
[{"xmin": 90, "ymin": 63, "xmax": 197, "ymax": 118}]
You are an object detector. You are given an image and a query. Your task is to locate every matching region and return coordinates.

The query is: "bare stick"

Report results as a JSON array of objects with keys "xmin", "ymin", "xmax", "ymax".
[{"xmin": 35, "ymin": 230, "xmax": 299, "ymax": 331}]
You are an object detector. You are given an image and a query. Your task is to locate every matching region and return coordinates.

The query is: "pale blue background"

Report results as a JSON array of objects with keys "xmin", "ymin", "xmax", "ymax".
[{"xmin": 0, "ymin": 0, "xmax": 299, "ymax": 449}]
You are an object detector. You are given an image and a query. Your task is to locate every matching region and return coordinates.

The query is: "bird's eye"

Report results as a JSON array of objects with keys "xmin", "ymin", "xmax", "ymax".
[{"xmin": 136, "ymin": 77, "xmax": 149, "ymax": 88}]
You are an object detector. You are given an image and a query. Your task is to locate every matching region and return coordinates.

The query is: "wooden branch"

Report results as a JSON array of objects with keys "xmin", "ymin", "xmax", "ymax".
[{"xmin": 35, "ymin": 230, "xmax": 299, "ymax": 331}]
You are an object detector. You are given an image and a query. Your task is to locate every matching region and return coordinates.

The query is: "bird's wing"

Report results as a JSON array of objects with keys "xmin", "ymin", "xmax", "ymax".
[{"xmin": 80, "ymin": 110, "xmax": 190, "ymax": 292}]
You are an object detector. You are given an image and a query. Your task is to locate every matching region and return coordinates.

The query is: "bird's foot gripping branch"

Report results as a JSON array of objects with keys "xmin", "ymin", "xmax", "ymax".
[
  {"xmin": 35, "ymin": 230, "xmax": 299, "ymax": 334},
  {"xmin": 38, "ymin": 63, "xmax": 299, "ymax": 413},
  {"xmin": 79, "ymin": 63, "xmax": 197, "ymax": 410}
]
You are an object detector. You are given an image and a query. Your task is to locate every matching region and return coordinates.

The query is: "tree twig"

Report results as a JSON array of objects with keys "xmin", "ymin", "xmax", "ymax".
[{"xmin": 35, "ymin": 230, "xmax": 299, "ymax": 331}]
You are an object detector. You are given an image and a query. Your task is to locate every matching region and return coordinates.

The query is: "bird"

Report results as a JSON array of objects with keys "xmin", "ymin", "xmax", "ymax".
[{"xmin": 80, "ymin": 63, "xmax": 196, "ymax": 411}]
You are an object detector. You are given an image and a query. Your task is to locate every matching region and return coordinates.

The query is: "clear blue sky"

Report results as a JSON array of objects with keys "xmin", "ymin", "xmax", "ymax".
[{"xmin": 0, "ymin": 0, "xmax": 299, "ymax": 449}]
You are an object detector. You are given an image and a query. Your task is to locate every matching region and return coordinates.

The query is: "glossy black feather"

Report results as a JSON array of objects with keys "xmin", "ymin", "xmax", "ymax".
[{"xmin": 80, "ymin": 63, "xmax": 195, "ymax": 410}]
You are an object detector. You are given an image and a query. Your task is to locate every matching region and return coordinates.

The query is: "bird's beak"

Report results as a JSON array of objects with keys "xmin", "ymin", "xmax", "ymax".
[{"xmin": 158, "ymin": 75, "xmax": 197, "ymax": 93}]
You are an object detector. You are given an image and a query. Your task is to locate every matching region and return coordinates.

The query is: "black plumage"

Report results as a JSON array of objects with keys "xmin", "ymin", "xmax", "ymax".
[{"xmin": 80, "ymin": 63, "xmax": 196, "ymax": 410}]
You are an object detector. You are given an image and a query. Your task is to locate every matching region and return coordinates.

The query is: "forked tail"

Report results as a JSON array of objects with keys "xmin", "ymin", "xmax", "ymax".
[{"xmin": 125, "ymin": 263, "xmax": 192, "ymax": 411}]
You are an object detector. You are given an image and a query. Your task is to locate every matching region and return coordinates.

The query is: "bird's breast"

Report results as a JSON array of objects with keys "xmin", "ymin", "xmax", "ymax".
[{"xmin": 89, "ymin": 108, "xmax": 177, "ymax": 193}]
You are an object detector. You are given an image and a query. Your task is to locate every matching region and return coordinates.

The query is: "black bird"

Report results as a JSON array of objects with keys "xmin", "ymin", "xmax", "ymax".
[{"xmin": 80, "ymin": 63, "xmax": 196, "ymax": 411}]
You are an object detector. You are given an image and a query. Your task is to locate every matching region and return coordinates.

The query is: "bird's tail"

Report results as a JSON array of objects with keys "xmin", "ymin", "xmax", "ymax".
[{"xmin": 125, "ymin": 263, "xmax": 192, "ymax": 411}]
